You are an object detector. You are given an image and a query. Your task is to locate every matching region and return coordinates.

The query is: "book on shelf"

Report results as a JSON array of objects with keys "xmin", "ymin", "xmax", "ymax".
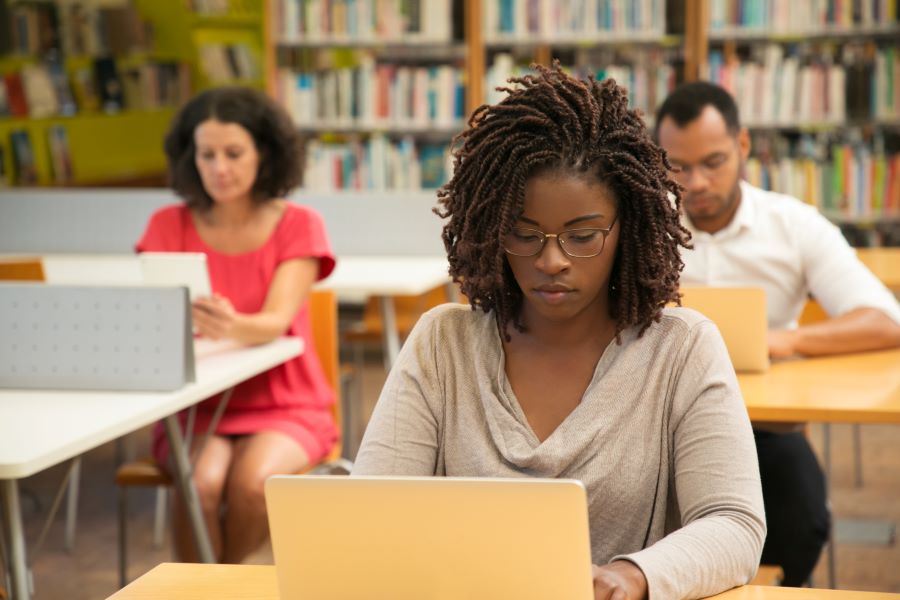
[
  {"xmin": 70, "ymin": 65, "xmax": 101, "ymax": 113},
  {"xmin": 94, "ymin": 57, "xmax": 125, "ymax": 113},
  {"xmin": 487, "ymin": 51, "xmax": 675, "ymax": 118},
  {"xmin": 47, "ymin": 60, "xmax": 77, "ymax": 116},
  {"xmin": 303, "ymin": 134, "xmax": 451, "ymax": 191},
  {"xmin": 709, "ymin": 0, "xmax": 898, "ymax": 32},
  {"xmin": 277, "ymin": 0, "xmax": 452, "ymax": 42},
  {"xmin": 199, "ymin": 43, "xmax": 259, "ymax": 83},
  {"xmin": 0, "ymin": 79, "xmax": 9, "ymax": 118},
  {"xmin": 9, "ymin": 129, "xmax": 38, "ymax": 186},
  {"xmin": 47, "ymin": 124, "xmax": 74, "ymax": 184},
  {"xmin": 278, "ymin": 53, "xmax": 465, "ymax": 129},
  {"xmin": 745, "ymin": 132, "xmax": 900, "ymax": 221},
  {"xmin": 707, "ymin": 41, "xmax": 900, "ymax": 127},
  {"xmin": 0, "ymin": 143, "xmax": 8, "ymax": 187},
  {"xmin": 483, "ymin": 0, "xmax": 666, "ymax": 41},
  {"xmin": 3, "ymin": 72, "xmax": 30, "ymax": 118},
  {"xmin": 20, "ymin": 64, "xmax": 59, "ymax": 118},
  {"xmin": 9, "ymin": 1, "xmax": 59, "ymax": 55}
]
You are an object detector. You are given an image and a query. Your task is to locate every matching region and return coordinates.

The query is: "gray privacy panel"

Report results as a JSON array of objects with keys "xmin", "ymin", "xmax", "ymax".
[
  {"xmin": 0, "ymin": 189, "xmax": 445, "ymax": 255},
  {"xmin": 0, "ymin": 284, "xmax": 194, "ymax": 391}
]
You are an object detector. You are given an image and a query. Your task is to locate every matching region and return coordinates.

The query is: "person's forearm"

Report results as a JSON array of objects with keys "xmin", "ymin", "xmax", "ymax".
[
  {"xmin": 227, "ymin": 312, "xmax": 293, "ymax": 345},
  {"xmin": 772, "ymin": 308, "xmax": 900, "ymax": 357}
]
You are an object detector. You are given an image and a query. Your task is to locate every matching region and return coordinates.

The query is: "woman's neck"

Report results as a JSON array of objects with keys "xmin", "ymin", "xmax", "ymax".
[
  {"xmin": 204, "ymin": 198, "xmax": 260, "ymax": 227},
  {"xmin": 515, "ymin": 303, "xmax": 616, "ymax": 351}
]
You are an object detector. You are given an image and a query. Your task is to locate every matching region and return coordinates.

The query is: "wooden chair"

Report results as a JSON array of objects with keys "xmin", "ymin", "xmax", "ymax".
[
  {"xmin": 750, "ymin": 564, "xmax": 784, "ymax": 586},
  {"xmin": 114, "ymin": 289, "xmax": 350, "ymax": 587},
  {"xmin": 0, "ymin": 257, "xmax": 44, "ymax": 281}
]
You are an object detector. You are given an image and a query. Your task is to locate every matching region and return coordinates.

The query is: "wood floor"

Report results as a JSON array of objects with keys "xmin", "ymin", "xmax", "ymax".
[{"xmin": 4, "ymin": 361, "xmax": 899, "ymax": 599}]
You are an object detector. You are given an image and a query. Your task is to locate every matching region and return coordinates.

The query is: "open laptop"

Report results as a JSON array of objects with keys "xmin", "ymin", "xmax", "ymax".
[
  {"xmin": 265, "ymin": 475, "xmax": 594, "ymax": 600},
  {"xmin": 678, "ymin": 286, "xmax": 769, "ymax": 373},
  {"xmin": 139, "ymin": 252, "xmax": 212, "ymax": 301}
]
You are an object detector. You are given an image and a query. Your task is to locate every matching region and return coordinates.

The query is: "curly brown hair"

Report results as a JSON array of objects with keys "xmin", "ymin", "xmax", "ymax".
[
  {"xmin": 164, "ymin": 86, "xmax": 303, "ymax": 211},
  {"xmin": 436, "ymin": 63, "xmax": 690, "ymax": 340}
]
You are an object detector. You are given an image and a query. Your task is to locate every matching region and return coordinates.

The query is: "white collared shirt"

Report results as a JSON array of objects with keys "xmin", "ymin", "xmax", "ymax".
[{"xmin": 679, "ymin": 180, "xmax": 900, "ymax": 330}]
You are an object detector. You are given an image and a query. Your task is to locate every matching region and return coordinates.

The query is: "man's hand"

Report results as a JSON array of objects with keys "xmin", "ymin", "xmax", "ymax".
[
  {"xmin": 592, "ymin": 561, "xmax": 648, "ymax": 600},
  {"xmin": 768, "ymin": 329, "xmax": 798, "ymax": 358}
]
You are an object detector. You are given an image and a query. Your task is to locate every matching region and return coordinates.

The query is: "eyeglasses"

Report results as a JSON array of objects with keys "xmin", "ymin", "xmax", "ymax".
[{"xmin": 502, "ymin": 215, "xmax": 618, "ymax": 258}]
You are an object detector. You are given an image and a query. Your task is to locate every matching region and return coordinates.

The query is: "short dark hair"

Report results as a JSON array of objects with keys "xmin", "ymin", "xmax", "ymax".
[
  {"xmin": 164, "ymin": 86, "xmax": 303, "ymax": 211},
  {"xmin": 436, "ymin": 63, "xmax": 690, "ymax": 341},
  {"xmin": 653, "ymin": 81, "xmax": 741, "ymax": 138}
]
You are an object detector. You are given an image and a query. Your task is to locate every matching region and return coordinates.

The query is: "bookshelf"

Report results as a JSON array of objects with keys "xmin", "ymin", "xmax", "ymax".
[
  {"xmin": 0, "ymin": 0, "xmax": 267, "ymax": 187},
  {"xmin": 480, "ymin": 0, "xmax": 686, "ymax": 122},
  {"xmin": 268, "ymin": 0, "xmax": 466, "ymax": 192},
  {"xmin": 701, "ymin": 0, "xmax": 900, "ymax": 244}
]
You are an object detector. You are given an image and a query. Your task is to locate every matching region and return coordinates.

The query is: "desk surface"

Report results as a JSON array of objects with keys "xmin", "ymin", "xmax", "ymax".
[
  {"xmin": 106, "ymin": 563, "xmax": 900, "ymax": 600},
  {"xmin": 857, "ymin": 247, "xmax": 900, "ymax": 291},
  {"xmin": 0, "ymin": 337, "xmax": 301, "ymax": 479},
  {"xmin": 739, "ymin": 348, "xmax": 900, "ymax": 424},
  {"xmin": 318, "ymin": 255, "xmax": 450, "ymax": 303}
]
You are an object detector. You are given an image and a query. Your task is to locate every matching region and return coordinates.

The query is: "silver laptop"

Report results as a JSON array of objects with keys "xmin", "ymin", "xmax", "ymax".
[
  {"xmin": 679, "ymin": 286, "xmax": 770, "ymax": 373},
  {"xmin": 265, "ymin": 475, "xmax": 594, "ymax": 600},
  {"xmin": 139, "ymin": 252, "xmax": 212, "ymax": 301}
]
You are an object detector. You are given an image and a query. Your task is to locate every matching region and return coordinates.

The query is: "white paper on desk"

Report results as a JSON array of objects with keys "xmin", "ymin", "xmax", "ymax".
[{"xmin": 0, "ymin": 283, "xmax": 195, "ymax": 391}]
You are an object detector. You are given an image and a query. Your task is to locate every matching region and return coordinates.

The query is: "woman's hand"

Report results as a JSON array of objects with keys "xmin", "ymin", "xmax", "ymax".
[
  {"xmin": 592, "ymin": 561, "xmax": 648, "ymax": 600},
  {"xmin": 192, "ymin": 294, "xmax": 239, "ymax": 340}
]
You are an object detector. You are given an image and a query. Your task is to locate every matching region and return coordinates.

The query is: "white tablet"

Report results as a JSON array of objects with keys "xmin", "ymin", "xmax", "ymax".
[{"xmin": 139, "ymin": 252, "xmax": 212, "ymax": 301}]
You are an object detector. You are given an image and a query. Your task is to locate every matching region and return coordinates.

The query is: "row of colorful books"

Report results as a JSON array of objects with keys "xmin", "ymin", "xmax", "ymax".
[
  {"xmin": 709, "ymin": 0, "xmax": 898, "ymax": 32},
  {"xmin": 709, "ymin": 43, "xmax": 900, "ymax": 127},
  {"xmin": 0, "ymin": 126, "xmax": 72, "ymax": 187},
  {"xmin": 487, "ymin": 52, "xmax": 675, "ymax": 117},
  {"xmin": 484, "ymin": 0, "xmax": 666, "ymax": 40},
  {"xmin": 0, "ymin": 60, "xmax": 191, "ymax": 119},
  {"xmin": 1, "ymin": 1, "xmax": 151, "ymax": 58},
  {"xmin": 277, "ymin": 57, "xmax": 465, "ymax": 130},
  {"xmin": 303, "ymin": 135, "xmax": 451, "ymax": 190},
  {"xmin": 745, "ymin": 144, "xmax": 900, "ymax": 219},
  {"xmin": 275, "ymin": 0, "xmax": 454, "ymax": 42}
]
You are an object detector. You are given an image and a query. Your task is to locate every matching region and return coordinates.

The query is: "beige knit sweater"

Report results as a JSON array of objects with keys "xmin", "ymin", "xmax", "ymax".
[{"xmin": 353, "ymin": 304, "xmax": 765, "ymax": 600}]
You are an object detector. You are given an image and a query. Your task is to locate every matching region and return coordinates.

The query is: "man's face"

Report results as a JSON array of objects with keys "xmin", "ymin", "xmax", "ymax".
[{"xmin": 656, "ymin": 106, "xmax": 750, "ymax": 234}]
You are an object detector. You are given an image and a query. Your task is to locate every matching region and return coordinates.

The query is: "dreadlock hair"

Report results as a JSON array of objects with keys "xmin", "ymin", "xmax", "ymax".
[{"xmin": 436, "ymin": 63, "xmax": 690, "ymax": 341}]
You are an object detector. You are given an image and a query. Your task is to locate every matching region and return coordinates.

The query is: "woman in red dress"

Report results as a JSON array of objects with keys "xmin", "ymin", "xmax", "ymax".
[{"xmin": 136, "ymin": 87, "xmax": 336, "ymax": 563}]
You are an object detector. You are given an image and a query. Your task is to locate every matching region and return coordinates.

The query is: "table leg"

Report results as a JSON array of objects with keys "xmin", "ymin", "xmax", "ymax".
[
  {"xmin": 1, "ymin": 480, "xmax": 31, "ymax": 600},
  {"xmin": 162, "ymin": 415, "xmax": 215, "ymax": 564},
  {"xmin": 378, "ymin": 296, "xmax": 400, "ymax": 372}
]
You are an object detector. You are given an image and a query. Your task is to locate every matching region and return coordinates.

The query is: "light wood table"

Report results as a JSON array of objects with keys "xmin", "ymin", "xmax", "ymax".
[
  {"xmin": 739, "ymin": 348, "xmax": 900, "ymax": 424},
  {"xmin": 105, "ymin": 563, "xmax": 900, "ymax": 600},
  {"xmin": 857, "ymin": 247, "xmax": 900, "ymax": 292}
]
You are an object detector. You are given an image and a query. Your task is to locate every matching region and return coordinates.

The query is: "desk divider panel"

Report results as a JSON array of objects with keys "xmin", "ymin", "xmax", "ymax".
[{"xmin": 0, "ymin": 284, "xmax": 194, "ymax": 391}]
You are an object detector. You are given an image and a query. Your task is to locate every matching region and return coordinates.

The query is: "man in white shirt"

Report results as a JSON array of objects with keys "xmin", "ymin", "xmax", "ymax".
[{"xmin": 654, "ymin": 81, "xmax": 900, "ymax": 586}]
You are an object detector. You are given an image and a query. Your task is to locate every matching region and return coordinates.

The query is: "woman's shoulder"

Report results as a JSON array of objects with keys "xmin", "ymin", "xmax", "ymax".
[
  {"xmin": 149, "ymin": 203, "xmax": 189, "ymax": 219},
  {"xmin": 280, "ymin": 201, "xmax": 325, "ymax": 226},
  {"xmin": 413, "ymin": 303, "xmax": 493, "ymax": 342},
  {"xmin": 635, "ymin": 307, "xmax": 722, "ymax": 356}
]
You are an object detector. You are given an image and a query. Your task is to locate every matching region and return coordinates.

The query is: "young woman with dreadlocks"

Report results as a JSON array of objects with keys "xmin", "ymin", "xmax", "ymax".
[{"xmin": 352, "ymin": 64, "xmax": 765, "ymax": 600}]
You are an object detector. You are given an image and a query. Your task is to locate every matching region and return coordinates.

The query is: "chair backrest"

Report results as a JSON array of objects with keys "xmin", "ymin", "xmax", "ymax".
[
  {"xmin": 307, "ymin": 288, "xmax": 343, "ymax": 462},
  {"xmin": 798, "ymin": 298, "xmax": 828, "ymax": 325},
  {"xmin": 0, "ymin": 257, "xmax": 45, "ymax": 281}
]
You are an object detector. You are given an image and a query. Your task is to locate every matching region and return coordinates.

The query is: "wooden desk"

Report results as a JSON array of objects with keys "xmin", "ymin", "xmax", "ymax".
[
  {"xmin": 106, "ymin": 563, "xmax": 900, "ymax": 600},
  {"xmin": 0, "ymin": 338, "xmax": 301, "ymax": 600},
  {"xmin": 739, "ymin": 348, "xmax": 900, "ymax": 424},
  {"xmin": 857, "ymin": 247, "xmax": 900, "ymax": 292}
]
